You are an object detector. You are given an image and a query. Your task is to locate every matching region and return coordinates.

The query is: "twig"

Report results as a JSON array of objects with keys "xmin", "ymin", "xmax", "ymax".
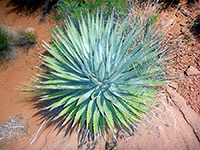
[
  {"xmin": 30, "ymin": 119, "xmax": 47, "ymax": 145},
  {"xmin": 38, "ymin": 0, "xmax": 52, "ymax": 24}
]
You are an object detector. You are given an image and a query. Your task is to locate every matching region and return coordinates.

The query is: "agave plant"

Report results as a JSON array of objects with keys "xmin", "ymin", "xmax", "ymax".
[{"xmin": 35, "ymin": 10, "xmax": 166, "ymax": 146}]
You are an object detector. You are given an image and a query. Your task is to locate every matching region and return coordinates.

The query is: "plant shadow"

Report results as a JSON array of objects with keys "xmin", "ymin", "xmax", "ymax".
[
  {"xmin": 190, "ymin": 14, "xmax": 200, "ymax": 41},
  {"xmin": 6, "ymin": 0, "xmax": 58, "ymax": 16}
]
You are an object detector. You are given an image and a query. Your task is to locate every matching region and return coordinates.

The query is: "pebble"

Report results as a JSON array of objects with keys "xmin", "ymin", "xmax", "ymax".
[
  {"xmin": 186, "ymin": 66, "xmax": 200, "ymax": 76},
  {"xmin": 26, "ymin": 27, "xmax": 36, "ymax": 33}
]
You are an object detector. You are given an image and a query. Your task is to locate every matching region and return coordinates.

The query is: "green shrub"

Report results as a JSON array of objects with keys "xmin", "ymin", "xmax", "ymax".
[
  {"xmin": 0, "ymin": 26, "xmax": 14, "ymax": 63},
  {"xmin": 0, "ymin": 27, "xmax": 9, "ymax": 51},
  {"xmin": 16, "ymin": 30, "xmax": 38, "ymax": 46},
  {"xmin": 0, "ymin": 26, "xmax": 9, "ymax": 57},
  {"xmin": 33, "ymin": 9, "xmax": 167, "ymax": 147},
  {"xmin": 55, "ymin": 0, "xmax": 129, "ymax": 20},
  {"xmin": 0, "ymin": 25, "xmax": 38, "ymax": 64}
]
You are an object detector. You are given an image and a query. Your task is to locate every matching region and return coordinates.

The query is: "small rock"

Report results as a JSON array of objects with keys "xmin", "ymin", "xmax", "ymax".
[
  {"xmin": 179, "ymin": 8, "xmax": 188, "ymax": 17},
  {"xmin": 164, "ymin": 123, "xmax": 169, "ymax": 127},
  {"xmin": 26, "ymin": 27, "xmax": 36, "ymax": 33},
  {"xmin": 186, "ymin": 66, "xmax": 200, "ymax": 76}
]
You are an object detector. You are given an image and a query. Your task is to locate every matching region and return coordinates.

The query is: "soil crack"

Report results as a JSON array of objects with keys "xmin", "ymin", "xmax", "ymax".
[{"xmin": 166, "ymin": 88, "xmax": 200, "ymax": 142}]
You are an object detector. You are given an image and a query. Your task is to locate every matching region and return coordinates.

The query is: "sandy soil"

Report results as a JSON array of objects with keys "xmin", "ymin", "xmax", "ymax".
[
  {"xmin": 0, "ymin": 0, "xmax": 200, "ymax": 149},
  {"xmin": 0, "ymin": 0, "xmax": 56, "ymax": 145}
]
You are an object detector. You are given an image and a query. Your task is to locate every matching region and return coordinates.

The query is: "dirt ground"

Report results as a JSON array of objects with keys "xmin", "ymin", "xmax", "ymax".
[
  {"xmin": 165, "ymin": 1, "xmax": 200, "ymax": 114},
  {"xmin": 0, "ymin": 0, "xmax": 200, "ymax": 150}
]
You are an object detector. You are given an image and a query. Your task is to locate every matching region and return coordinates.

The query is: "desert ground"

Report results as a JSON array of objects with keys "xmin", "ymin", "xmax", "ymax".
[{"xmin": 0, "ymin": 0, "xmax": 200, "ymax": 149}]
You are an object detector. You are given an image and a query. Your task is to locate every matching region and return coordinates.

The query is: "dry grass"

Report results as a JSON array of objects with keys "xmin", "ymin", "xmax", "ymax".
[{"xmin": 0, "ymin": 114, "xmax": 29, "ymax": 149}]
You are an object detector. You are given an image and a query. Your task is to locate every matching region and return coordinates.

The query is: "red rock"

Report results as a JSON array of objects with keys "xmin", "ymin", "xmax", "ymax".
[{"xmin": 186, "ymin": 66, "xmax": 200, "ymax": 76}]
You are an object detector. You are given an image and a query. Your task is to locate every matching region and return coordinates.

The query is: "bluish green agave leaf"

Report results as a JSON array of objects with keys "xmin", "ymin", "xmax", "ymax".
[
  {"xmin": 116, "ymin": 17, "xmax": 129, "ymax": 40},
  {"xmin": 40, "ymin": 55, "xmax": 66, "ymax": 70},
  {"xmin": 80, "ymin": 16, "xmax": 89, "ymax": 55},
  {"xmin": 53, "ymin": 32, "xmax": 87, "ymax": 73},
  {"xmin": 60, "ymin": 29, "xmax": 89, "ymax": 74},
  {"xmin": 98, "ymin": 42, "xmax": 104, "ymax": 66},
  {"xmin": 108, "ymin": 90, "xmax": 144, "ymax": 105},
  {"xmin": 47, "ymin": 34, "xmax": 79, "ymax": 65},
  {"xmin": 43, "ymin": 41, "xmax": 75, "ymax": 70},
  {"xmin": 58, "ymin": 101, "xmax": 76, "ymax": 118},
  {"xmin": 72, "ymin": 101, "xmax": 88, "ymax": 128},
  {"xmin": 77, "ymin": 89, "xmax": 94, "ymax": 105},
  {"xmin": 115, "ymin": 22, "xmax": 140, "ymax": 64},
  {"xmin": 93, "ymin": 105, "xmax": 100, "ymax": 135},
  {"xmin": 143, "ymin": 51, "xmax": 163, "ymax": 64},
  {"xmin": 103, "ymin": 99, "xmax": 115, "ymax": 134},
  {"xmin": 118, "ymin": 80, "xmax": 164, "ymax": 88},
  {"xmin": 95, "ymin": 9, "xmax": 100, "ymax": 37},
  {"xmin": 103, "ymin": 91, "xmax": 136, "ymax": 122},
  {"xmin": 99, "ymin": 114, "xmax": 105, "ymax": 135},
  {"xmin": 118, "ymin": 73, "xmax": 155, "ymax": 84},
  {"xmin": 118, "ymin": 93, "xmax": 152, "ymax": 112},
  {"xmin": 133, "ymin": 44, "xmax": 159, "ymax": 63},
  {"xmin": 39, "ymin": 79, "xmax": 70, "ymax": 85},
  {"xmin": 89, "ymin": 112, "xmax": 93, "ymax": 132},
  {"xmin": 105, "ymin": 12, "xmax": 114, "ymax": 41},
  {"xmin": 81, "ymin": 67, "xmax": 99, "ymax": 85},
  {"xmin": 105, "ymin": 90, "xmax": 142, "ymax": 122},
  {"xmin": 36, "ymin": 73, "xmax": 58, "ymax": 80},
  {"xmin": 63, "ymin": 89, "xmax": 94, "ymax": 106},
  {"xmin": 88, "ymin": 15, "xmax": 100, "ymax": 74},
  {"xmin": 105, "ymin": 41, "xmax": 111, "ymax": 76},
  {"xmin": 129, "ymin": 88, "xmax": 160, "ymax": 102},
  {"xmin": 123, "ymin": 99, "xmax": 150, "ymax": 115},
  {"xmin": 96, "ymin": 94, "xmax": 104, "ymax": 116},
  {"xmin": 35, "ymin": 10, "xmax": 167, "ymax": 145},
  {"xmin": 97, "ymin": 60, "xmax": 105, "ymax": 82},
  {"xmin": 42, "ymin": 62, "xmax": 66, "ymax": 74},
  {"xmin": 118, "ymin": 66, "xmax": 164, "ymax": 82},
  {"xmin": 86, "ymin": 100, "xmax": 95, "ymax": 128},
  {"xmin": 113, "ymin": 20, "xmax": 119, "ymax": 33},
  {"xmin": 78, "ymin": 110, "xmax": 86, "ymax": 129},
  {"xmin": 69, "ymin": 36, "xmax": 93, "ymax": 76},
  {"xmin": 109, "ymin": 44, "xmax": 143, "ymax": 82},
  {"xmin": 141, "ymin": 96, "xmax": 159, "ymax": 103},
  {"xmin": 109, "ymin": 29, "xmax": 118, "ymax": 59},
  {"xmin": 51, "ymin": 72, "xmax": 89, "ymax": 82},
  {"xmin": 115, "ymin": 88, "xmax": 159, "ymax": 103},
  {"xmin": 107, "ymin": 101, "xmax": 122, "ymax": 130},
  {"xmin": 63, "ymin": 106, "xmax": 79, "ymax": 126},
  {"xmin": 46, "ymin": 45, "xmax": 82, "ymax": 75},
  {"xmin": 113, "ymin": 97, "xmax": 141, "ymax": 122},
  {"xmin": 125, "ymin": 103, "xmax": 143, "ymax": 118},
  {"xmin": 115, "ymin": 64, "xmax": 163, "ymax": 84},
  {"xmin": 53, "ymin": 27, "xmax": 85, "ymax": 66},
  {"xmin": 108, "ymin": 40, "xmax": 123, "ymax": 75},
  {"xmin": 112, "ymin": 106, "xmax": 130, "ymax": 130},
  {"xmin": 94, "ymin": 44, "xmax": 100, "ymax": 73},
  {"xmin": 40, "ymin": 79, "xmax": 91, "ymax": 87},
  {"xmin": 40, "ymin": 90, "xmax": 68, "ymax": 101},
  {"xmin": 87, "ymin": 13, "xmax": 96, "ymax": 53},
  {"xmin": 41, "ymin": 84, "xmax": 90, "ymax": 90},
  {"xmin": 117, "ymin": 44, "xmax": 143, "ymax": 72},
  {"xmin": 49, "ymin": 94, "xmax": 73, "ymax": 108}
]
